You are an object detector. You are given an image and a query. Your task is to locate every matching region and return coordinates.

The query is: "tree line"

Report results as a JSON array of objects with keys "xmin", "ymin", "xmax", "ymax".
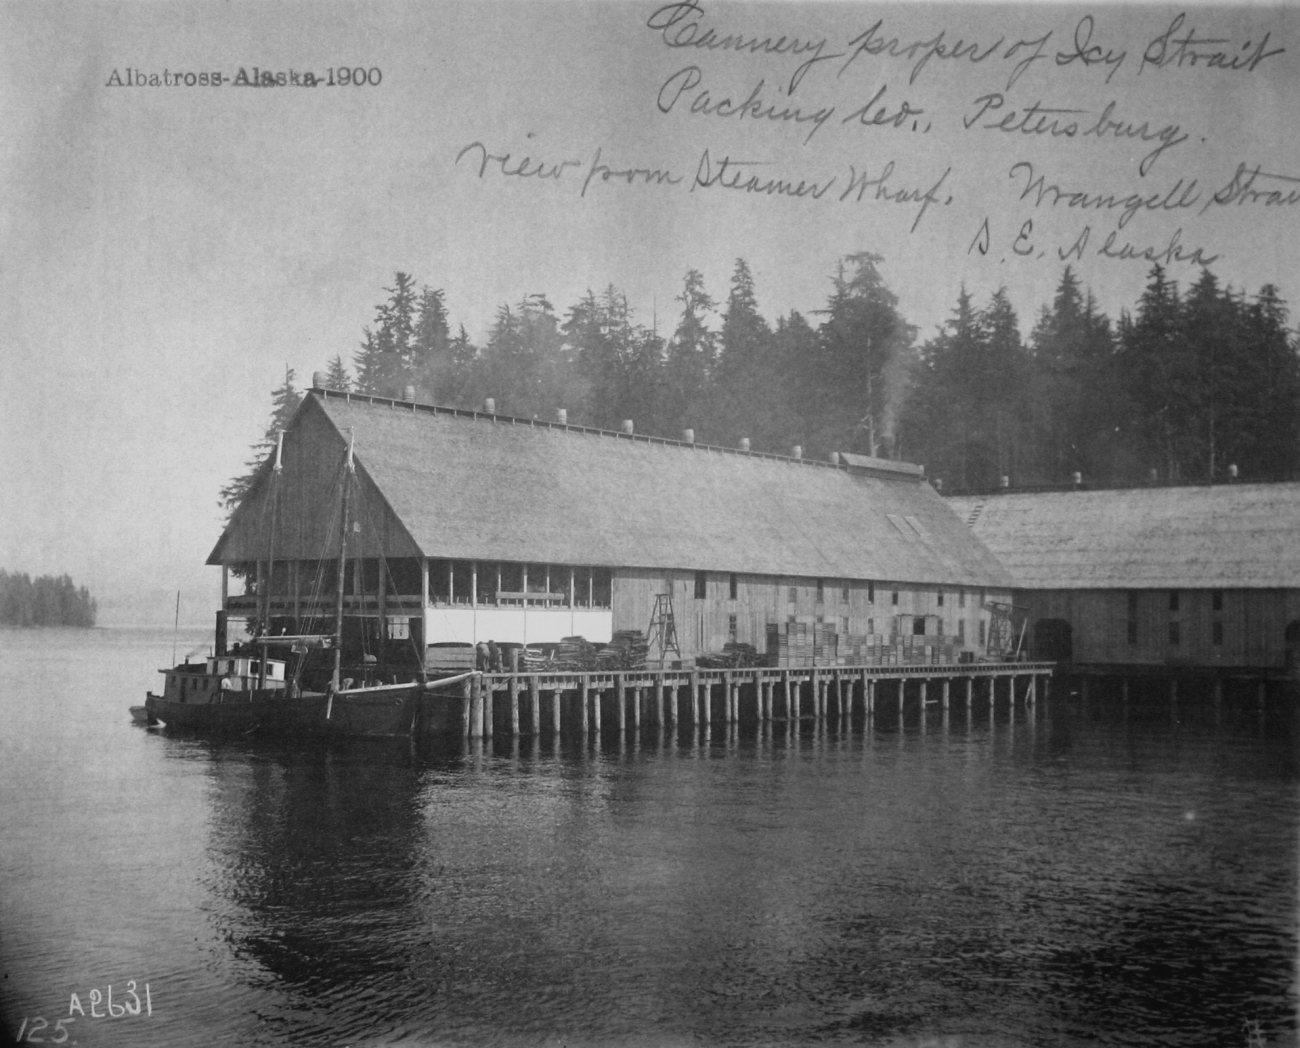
[
  {"xmin": 0, "ymin": 571, "xmax": 97, "ymax": 627},
  {"xmin": 224, "ymin": 257, "xmax": 1300, "ymax": 509}
]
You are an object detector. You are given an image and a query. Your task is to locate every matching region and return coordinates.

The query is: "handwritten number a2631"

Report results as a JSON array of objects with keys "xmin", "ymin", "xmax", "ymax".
[{"xmin": 969, "ymin": 218, "xmax": 991, "ymax": 255}]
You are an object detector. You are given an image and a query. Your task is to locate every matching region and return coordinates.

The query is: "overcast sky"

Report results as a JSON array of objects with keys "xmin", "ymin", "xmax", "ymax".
[{"xmin": 2, "ymin": 1, "xmax": 1297, "ymax": 625}]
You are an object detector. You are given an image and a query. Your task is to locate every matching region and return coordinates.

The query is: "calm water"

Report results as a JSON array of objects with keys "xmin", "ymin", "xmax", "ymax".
[{"xmin": 1, "ymin": 628, "xmax": 1296, "ymax": 1048}]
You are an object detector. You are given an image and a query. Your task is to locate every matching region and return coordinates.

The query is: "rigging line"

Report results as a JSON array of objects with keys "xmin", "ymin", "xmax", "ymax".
[
  {"xmin": 353, "ymin": 476, "xmax": 426, "ymax": 677},
  {"xmin": 303, "ymin": 458, "xmax": 348, "ymax": 619}
]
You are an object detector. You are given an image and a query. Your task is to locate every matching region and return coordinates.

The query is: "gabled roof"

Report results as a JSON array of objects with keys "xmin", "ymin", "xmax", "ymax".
[
  {"xmin": 211, "ymin": 390, "xmax": 1012, "ymax": 587},
  {"xmin": 947, "ymin": 484, "xmax": 1300, "ymax": 589}
]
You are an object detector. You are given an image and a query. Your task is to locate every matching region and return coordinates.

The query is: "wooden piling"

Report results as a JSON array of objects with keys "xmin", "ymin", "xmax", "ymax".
[
  {"xmin": 580, "ymin": 676, "xmax": 589, "ymax": 735},
  {"xmin": 552, "ymin": 687, "xmax": 560, "ymax": 735},
  {"xmin": 634, "ymin": 686, "xmax": 642, "ymax": 729},
  {"xmin": 655, "ymin": 679, "xmax": 664, "ymax": 726},
  {"xmin": 470, "ymin": 675, "xmax": 484, "ymax": 738},
  {"xmin": 529, "ymin": 675, "xmax": 540, "ymax": 735},
  {"xmin": 510, "ymin": 674, "xmax": 520, "ymax": 736},
  {"xmin": 462, "ymin": 677, "xmax": 473, "ymax": 737},
  {"xmin": 593, "ymin": 684, "xmax": 602, "ymax": 734},
  {"xmin": 690, "ymin": 672, "xmax": 700, "ymax": 725},
  {"xmin": 942, "ymin": 678, "xmax": 950, "ymax": 711},
  {"xmin": 484, "ymin": 678, "xmax": 494, "ymax": 738},
  {"xmin": 617, "ymin": 676, "xmax": 626, "ymax": 732}
]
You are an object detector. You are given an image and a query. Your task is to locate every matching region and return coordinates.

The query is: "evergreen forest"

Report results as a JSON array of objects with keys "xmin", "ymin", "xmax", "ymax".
[
  {"xmin": 224, "ymin": 258, "xmax": 1300, "ymax": 506},
  {"xmin": 0, "ymin": 571, "xmax": 98, "ymax": 627}
]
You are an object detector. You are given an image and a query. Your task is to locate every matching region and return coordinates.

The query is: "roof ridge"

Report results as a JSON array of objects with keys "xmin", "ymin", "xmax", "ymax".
[{"xmin": 309, "ymin": 386, "xmax": 926, "ymax": 477}]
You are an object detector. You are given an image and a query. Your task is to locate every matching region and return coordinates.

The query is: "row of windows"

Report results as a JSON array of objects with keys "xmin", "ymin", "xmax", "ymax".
[
  {"xmin": 429, "ymin": 561, "xmax": 612, "ymax": 608},
  {"xmin": 1129, "ymin": 590, "xmax": 1225, "ymax": 615},
  {"xmin": 693, "ymin": 571, "xmax": 980, "ymax": 608},
  {"xmin": 1128, "ymin": 620, "xmax": 1226, "ymax": 646}
]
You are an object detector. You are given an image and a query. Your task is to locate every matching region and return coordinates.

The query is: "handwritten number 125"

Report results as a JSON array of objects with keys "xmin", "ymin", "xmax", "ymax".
[{"xmin": 14, "ymin": 1017, "xmax": 75, "ymax": 1043}]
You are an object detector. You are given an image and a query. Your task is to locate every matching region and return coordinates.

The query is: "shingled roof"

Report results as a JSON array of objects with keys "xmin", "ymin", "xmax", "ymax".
[
  {"xmin": 947, "ymin": 484, "xmax": 1300, "ymax": 589},
  {"xmin": 211, "ymin": 390, "xmax": 1012, "ymax": 587}
]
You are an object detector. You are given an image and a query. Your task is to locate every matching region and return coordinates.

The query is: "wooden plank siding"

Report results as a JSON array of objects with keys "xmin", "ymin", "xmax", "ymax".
[
  {"xmin": 613, "ymin": 568, "xmax": 1010, "ymax": 661},
  {"xmin": 212, "ymin": 401, "xmax": 421, "ymax": 565},
  {"xmin": 1024, "ymin": 587, "xmax": 1300, "ymax": 669}
]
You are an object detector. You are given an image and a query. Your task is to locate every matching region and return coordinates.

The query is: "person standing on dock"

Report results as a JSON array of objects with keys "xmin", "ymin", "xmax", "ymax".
[
  {"xmin": 488, "ymin": 639, "xmax": 502, "ymax": 672},
  {"xmin": 476, "ymin": 641, "xmax": 490, "ymax": 671}
]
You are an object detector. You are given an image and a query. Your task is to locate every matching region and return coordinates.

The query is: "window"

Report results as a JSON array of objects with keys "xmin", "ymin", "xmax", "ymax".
[
  {"xmin": 1127, "ymin": 621, "xmax": 1138, "ymax": 645},
  {"xmin": 728, "ymin": 614, "xmax": 738, "ymax": 640},
  {"xmin": 729, "ymin": 573, "xmax": 738, "ymax": 600},
  {"xmin": 1212, "ymin": 590, "xmax": 1223, "ymax": 612},
  {"xmin": 867, "ymin": 581, "xmax": 875, "ymax": 603},
  {"xmin": 958, "ymin": 620, "xmax": 966, "ymax": 643},
  {"xmin": 978, "ymin": 620, "xmax": 985, "ymax": 646},
  {"xmin": 937, "ymin": 590, "xmax": 944, "ymax": 607},
  {"xmin": 1128, "ymin": 591, "xmax": 1138, "ymax": 616},
  {"xmin": 1212, "ymin": 620, "xmax": 1223, "ymax": 646},
  {"xmin": 816, "ymin": 578, "xmax": 825, "ymax": 603},
  {"xmin": 788, "ymin": 585, "xmax": 797, "ymax": 603},
  {"xmin": 867, "ymin": 618, "xmax": 875, "ymax": 635},
  {"xmin": 694, "ymin": 571, "xmax": 707, "ymax": 599},
  {"xmin": 842, "ymin": 583, "xmax": 849, "ymax": 603},
  {"xmin": 1169, "ymin": 621, "xmax": 1180, "ymax": 646},
  {"xmin": 958, "ymin": 590, "xmax": 965, "ymax": 609},
  {"xmin": 891, "ymin": 590, "xmax": 899, "ymax": 606},
  {"xmin": 841, "ymin": 616, "xmax": 849, "ymax": 634},
  {"xmin": 912, "ymin": 617, "xmax": 926, "ymax": 635},
  {"xmin": 1169, "ymin": 591, "xmax": 1180, "ymax": 612},
  {"xmin": 592, "ymin": 568, "xmax": 612, "ymax": 608}
]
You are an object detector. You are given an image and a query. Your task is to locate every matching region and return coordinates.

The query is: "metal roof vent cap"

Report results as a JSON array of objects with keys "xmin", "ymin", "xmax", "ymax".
[
  {"xmin": 483, "ymin": 397, "xmax": 496, "ymax": 414},
  {"xmin": 739, "ymin": 437, "xmax": 751, "ymax": 452},
  {"xmin": 621, "ymin": 419, "xmax": 634, "ymax": 435},
  {"xmin": 1071, "ymin": 471, "xmax": 1083, "ymax": 486},
  {"xmin": 1148, "ymin": 468, "xmax": 1159, "ymax": 483},
  {"xmin": 829, "ymin": 451, "xmax": 840, "ymax": 465},
  {"xmin": 402, "ymin": 385, "xmax": 416, "ymax": 403},
  {"xmin": 1228, "ymin": 463, "xmax": 1239, "ymax": 481},
  {"xmin": 933, "ymin": 477, "xmax": 942, "ymax": 491},
  {"xmin": 1000, "ymin": 475, "xmax": 1010, "ymax": 488},
  {"xmin": 556, "ymin": 408, "xmax": 568, "ymax": 425},
  {"xmin": 312, "ymin": 371, "xmax": 326, "ymax": 390},
  {"xmin": 682, "ymin": 428, "xmax": 695, "ymax": 444},
  {"xmin": 791, "ymin": 445, "xmax": 802, "ymax": 459}
]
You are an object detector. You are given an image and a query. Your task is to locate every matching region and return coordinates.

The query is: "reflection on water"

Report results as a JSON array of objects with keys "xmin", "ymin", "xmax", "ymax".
[{"xmin": 1, "ymin": 629, "xmax": 1296, "ymax": 1047}]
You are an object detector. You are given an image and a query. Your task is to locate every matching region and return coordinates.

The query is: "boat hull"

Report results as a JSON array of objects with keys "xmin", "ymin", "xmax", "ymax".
[{"xmin": 144, "ymin": 687, "xmax": 419, "ymax": 738}]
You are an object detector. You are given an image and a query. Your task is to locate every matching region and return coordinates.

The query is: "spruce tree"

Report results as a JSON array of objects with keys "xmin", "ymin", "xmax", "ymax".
[{"xmin": 219, "ymin": 366, "xmax": 301, "ymax": 516}]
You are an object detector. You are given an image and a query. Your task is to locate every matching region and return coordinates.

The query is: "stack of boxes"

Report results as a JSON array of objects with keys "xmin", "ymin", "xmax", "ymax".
[{"xmin": 764, "ymin": 622, "xmax": 960, "ymax": 667}]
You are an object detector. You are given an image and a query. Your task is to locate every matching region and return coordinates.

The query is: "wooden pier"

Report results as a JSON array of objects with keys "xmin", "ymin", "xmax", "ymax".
[{"xmin": 423, "ymin": 662, "xmax": 1055, "ymax": 738}]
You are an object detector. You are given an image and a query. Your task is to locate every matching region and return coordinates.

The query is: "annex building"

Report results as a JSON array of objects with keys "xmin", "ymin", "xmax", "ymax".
[
  {"xmin": 948, "ymin": 484, "xmax": 1300, "ymax": 677},
  {"xmin": 210, "ymin": 384, "xmax": 1014, "ymax": 666}
]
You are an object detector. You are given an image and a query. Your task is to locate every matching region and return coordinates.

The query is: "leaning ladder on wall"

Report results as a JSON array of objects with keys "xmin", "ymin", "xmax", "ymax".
[{"xmin": 647, "ymin": 592, "xmax": 682, "ymax": 665}]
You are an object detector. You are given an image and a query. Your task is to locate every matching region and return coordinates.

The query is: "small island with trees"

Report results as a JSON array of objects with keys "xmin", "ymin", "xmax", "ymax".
[{"xmin": 0, "ymin": 571, "xmax": 98, "ymax": 627}]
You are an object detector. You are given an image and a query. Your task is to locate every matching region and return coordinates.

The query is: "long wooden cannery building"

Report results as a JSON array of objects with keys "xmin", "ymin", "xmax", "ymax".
[
  {"xmin": 948, "ymin": 484, "xmax": 1300, "ymax": 678},
  {"xmin": 210, "ymin": 383, "xmax": 1015, "ymax": 671}
]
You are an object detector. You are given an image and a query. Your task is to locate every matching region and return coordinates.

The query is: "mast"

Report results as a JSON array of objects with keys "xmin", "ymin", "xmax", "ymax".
[
  {"xmin": 261, "ymin": 429, "xmax": 285, "ymax": 690},
  {"xmin": 331, "ymin": 429, "xmax": 355, "ymax": 691}
]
